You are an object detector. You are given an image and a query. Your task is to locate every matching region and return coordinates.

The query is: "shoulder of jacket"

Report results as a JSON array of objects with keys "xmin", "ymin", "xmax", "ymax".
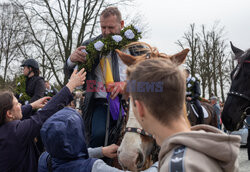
[{"xmin": 163, "ymin": 145, "xmax": 186, "ymax": 172}]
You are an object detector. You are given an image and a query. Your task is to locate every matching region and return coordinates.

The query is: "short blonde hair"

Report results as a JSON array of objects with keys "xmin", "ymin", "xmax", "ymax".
[{"xmin": 101, "ymin": 7, "xmax": 122, "ymax": 22}]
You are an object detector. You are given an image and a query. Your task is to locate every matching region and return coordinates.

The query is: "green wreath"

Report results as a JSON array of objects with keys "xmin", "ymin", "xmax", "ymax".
[
  {"xmin": 78, "ymin": 25, "xmax": 142, "ymax": 72},
  {"xmin": 15, "ymin": 75, "xmax": 30, "ymax": 103}
]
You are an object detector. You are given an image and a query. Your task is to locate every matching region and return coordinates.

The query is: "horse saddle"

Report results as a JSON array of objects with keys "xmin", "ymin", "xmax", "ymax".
[{"xmin": 190, "ymin": 104, "xmax": 209, "ymax": 118}]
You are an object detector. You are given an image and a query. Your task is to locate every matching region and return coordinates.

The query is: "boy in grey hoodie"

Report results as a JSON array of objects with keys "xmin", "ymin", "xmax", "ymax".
[{"xmin": 126, "ymin": 57, "xmax": 241, "ymax": 172}]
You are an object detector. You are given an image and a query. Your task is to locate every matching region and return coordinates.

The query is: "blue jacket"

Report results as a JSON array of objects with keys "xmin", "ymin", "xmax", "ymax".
[
  {"xmin": 38, "ymin": 107, "xmax": 97, "ymax": 172},
  {"xmin": 0, "ymin": 87, "xmax": 73, "ymax": 172}
]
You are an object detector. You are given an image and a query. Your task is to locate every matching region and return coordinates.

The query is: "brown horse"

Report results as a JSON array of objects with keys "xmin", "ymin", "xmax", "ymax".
[
  {"xmin": 114, "ymin": 42, "xmax": 190, "ymax": 171},
  {"xmin": 186, "ymin": 101, "xmax": 217, "ymax": 127}
]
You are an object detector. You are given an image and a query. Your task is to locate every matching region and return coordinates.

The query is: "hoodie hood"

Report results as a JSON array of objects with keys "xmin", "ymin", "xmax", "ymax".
[
  {"xmin": 159, "ymin": 125, "xmax": 241, "ymax": 171},
  {"xmin": 40, "ymin": 107, "xmax": 89, "ymax": 160}
]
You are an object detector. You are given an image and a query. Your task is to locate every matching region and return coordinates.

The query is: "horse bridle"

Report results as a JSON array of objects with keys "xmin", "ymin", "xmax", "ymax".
[
  {"xmin": 227, "ymin": 91, "xmax": 250, "ymax": 130},
  {"xmin": 227, "ymin": 59, "xmax": 250, "ymax": 130},
  {"xmin": 228, "ymin": 91, "xmax": 250, "ymax": 102},
  {"xmin": 125, "ymin": 127, "xmax": 153, "ymax": 139}
]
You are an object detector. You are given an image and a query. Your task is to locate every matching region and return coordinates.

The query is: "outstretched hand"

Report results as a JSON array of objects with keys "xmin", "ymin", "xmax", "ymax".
[
  {"xmin": 30, "ymin": 97, "xmax": 51, "ymax": 109},
  {"xmin": 66, "ymin": 68, "xmax": 86, "ymax": 92},
  {"xmin": 102, "ymin": 144, "xmax": 119, "ymax": 159}
]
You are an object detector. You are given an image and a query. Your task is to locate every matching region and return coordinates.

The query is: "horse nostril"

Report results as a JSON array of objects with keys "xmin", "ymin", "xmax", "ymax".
[
  {"xmin": 136, "ymin": 150, "xmax": 144, "ymax": 169},
  {"xmin": 117, "ymin": 150, "xmax": 121, "ymax": 156}
]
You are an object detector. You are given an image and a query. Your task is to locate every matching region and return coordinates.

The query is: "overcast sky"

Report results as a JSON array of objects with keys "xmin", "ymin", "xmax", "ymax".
[{"xmin": 125, "ymin": 0, "xmax": 250, "ymax": 54}]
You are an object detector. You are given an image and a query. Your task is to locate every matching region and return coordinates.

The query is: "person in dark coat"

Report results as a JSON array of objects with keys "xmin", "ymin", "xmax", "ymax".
[
  {"xmin": 21, "ymin": 59, "xmax": 45, "ymax": 104},
  {"xmin": 184, "ymin": 69, "xmax": 204, "ymax": 124},
  {"xmin": 0, "ymin": 68, "xmax": 86, "ymax": 172}
]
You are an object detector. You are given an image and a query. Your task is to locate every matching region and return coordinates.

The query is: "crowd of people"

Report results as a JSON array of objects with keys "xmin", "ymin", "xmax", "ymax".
[{"xmin": 0, "ymin": 5, "xmax": 248, "ymax": 172}]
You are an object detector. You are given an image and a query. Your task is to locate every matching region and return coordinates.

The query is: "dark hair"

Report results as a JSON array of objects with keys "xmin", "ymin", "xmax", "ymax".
[
  {"xmin": 32, "ymin": 67, "xmax": 40, "ymax": 76},
  {"xmin": 101, "ymin": 7, "xmax": 122, "ymax": 22},
  {"xmin": 0, "ymin": 91, "xmax": 14, "ymax": 126}
]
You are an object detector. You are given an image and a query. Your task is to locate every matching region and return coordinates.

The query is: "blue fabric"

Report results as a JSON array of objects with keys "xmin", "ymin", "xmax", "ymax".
[
  {"xmin": 39, "ymin": 107, "xmax": 97, "ymax": 172},
  {"xmin": 0, "ymin": 86, "xmax": 73, "ymax": 172}
]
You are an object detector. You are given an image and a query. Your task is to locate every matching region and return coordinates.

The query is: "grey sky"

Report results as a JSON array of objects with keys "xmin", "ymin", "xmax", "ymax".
[{"xmin": 126, "ymin": 0, "xmax": 250, "ymax": 54}]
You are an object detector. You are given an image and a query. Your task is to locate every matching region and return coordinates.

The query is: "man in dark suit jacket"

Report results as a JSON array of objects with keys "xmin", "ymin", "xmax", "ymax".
[{"xmin": 64, "ymin": 7, "xmax": 142, "ymax": 149}]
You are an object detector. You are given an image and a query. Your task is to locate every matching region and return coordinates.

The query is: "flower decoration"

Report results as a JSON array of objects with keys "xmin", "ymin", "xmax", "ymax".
[
  {"xmin": 78, "ymin": 25, "xmax": 142, "ymax": 72},
  {"xmin": 124, "ymin": 29, "xmax": 135, "ymax": 39},
  {"xmin": 112, "ymin": 35, "xmax": 123, "ymax": 43},
  {"xmin": 94, "ymin": 41, "xmax": 104, "ymax": 51},
  {"xmin": 134, "ymin": 26, "xmax": 142, "ymax": 33},
  {"xmin": 15, "ymin": 75, "xmax": 30, "ymax": 104}
]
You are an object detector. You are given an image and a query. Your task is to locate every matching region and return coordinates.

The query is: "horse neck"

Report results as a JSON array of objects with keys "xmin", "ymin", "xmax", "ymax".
[{"xmin": 126, "ymin": 99, "xmax": 142, "ymax": 129}]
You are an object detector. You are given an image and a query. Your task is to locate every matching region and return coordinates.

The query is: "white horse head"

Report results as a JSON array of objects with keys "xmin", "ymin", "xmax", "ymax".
[
  {"xmin": 116, "ymin": 43, "xmax": 189, "ymax": 171},
  {"xmin": 118, "ymin": 99, "xmax": 155, "ymax": 171}
]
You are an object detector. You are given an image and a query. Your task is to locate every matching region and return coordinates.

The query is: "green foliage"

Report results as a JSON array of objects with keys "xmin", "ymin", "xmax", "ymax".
[
  {"xmin": 15, "ymin": 75, "xmax": 30, "ymax": 103},
  {"xmin": 78, "ymin": 25, "xmax": 142, "ymax": 72}
]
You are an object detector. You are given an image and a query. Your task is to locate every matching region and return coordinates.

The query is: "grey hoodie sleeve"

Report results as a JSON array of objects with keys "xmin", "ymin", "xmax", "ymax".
[
  {"xmin": 88, "ymin": 147, "xmax": 103, "ymax": 158},
  {"xmin": 91, "ymin": 159, "xmax": 158, "ymax": 172}
]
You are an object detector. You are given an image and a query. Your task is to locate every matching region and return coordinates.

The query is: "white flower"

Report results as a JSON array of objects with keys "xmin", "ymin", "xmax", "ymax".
[
  {"xmin": 191, "ymin": 77, "xmax": 196, "ymax": 82},
  {"xmin": 19, "ymin": 93, "xmax": 23, "ymax": 98},
  {"xmin": 94, "ymin": 41, "xmax": 104, "ymax": 51},
  {"xmin": 112, "ymin": 35, "xmax": 123, "ymax": 43},
  {"xmin": 134, "ymin": 26, "xmax": 142, "ymax": 33},
  {"xmin": 187, "ymin": 83, "xmax": 192, "ymax": 88},
  {"xmin": 17, "ymin": 82, "xmax": 21, "ymax": 86},
  {"xmin": 81, "ymin": 49, "xmax": 88, "ymax": 54},
  {"xmin": 124, "ymin": 29, "xmax": 135, "ymax": 39}
]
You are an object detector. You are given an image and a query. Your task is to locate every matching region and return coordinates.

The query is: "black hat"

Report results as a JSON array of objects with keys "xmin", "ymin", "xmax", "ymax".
[{"xmin": 21, "ymin": 59, "xmax": 39, "ymax": 69}]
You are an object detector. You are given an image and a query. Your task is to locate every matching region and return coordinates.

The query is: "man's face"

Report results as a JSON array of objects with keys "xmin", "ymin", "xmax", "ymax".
[
  {"xmin": 211, "ymin": 99, "xmax": 216, "ymax": 105},
  {"xmin": 9, "ymin": 97, "xmax": 22, "ymax": 120},
  {"xmin": 100, "ymin": 15, "xmax": 124, "ymax": 38}
]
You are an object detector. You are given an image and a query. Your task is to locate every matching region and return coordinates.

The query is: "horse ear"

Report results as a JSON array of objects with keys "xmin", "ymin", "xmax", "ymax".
[
  {"xmin": 169, "ymin": 49, "xmax": 189, "ymax": 65},
  {"xmin": 230, "ymin": 41, "xmax": 244, "ymax": 58},
  {"xmin": 115, "ymin": 49, "xmax": 137, "ymax": 66}
]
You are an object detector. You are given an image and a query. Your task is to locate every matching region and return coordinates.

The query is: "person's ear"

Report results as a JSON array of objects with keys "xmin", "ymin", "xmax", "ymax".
[
  {"xmin": 135, "ymin": 100, "xmax": 145, "ymax": 119},
  {"xmin": 120, "ymin": 20, "xmax": 124, "ymax": 29},
  {"xmin": 6, "ymin": 110, "xmax": 13, "ymax": 120}
]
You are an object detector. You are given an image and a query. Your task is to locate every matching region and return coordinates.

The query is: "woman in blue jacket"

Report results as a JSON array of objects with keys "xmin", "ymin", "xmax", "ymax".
[{"xmin": 0, "ymin": 69, "xmax": 86, "ymax": 172}]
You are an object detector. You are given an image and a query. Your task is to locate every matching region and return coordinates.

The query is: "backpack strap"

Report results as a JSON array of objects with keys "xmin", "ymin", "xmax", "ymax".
[{"xmin": 169, "ymin": 145, "xmax": 186, "ymax": 172}]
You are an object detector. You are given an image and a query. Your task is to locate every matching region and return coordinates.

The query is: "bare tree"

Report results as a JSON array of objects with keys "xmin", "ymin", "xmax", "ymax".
[
  {"xmin": 177, "ymin": 22, "xmax": 231, "ymax": 101},
  {"xmin": 0, "ymin": 2, "xmax": 30, "ymax": 83},
  {"xmin": 15, "ymin": 0, "xmax": 136, "ymax": 87},
  {"xmin": 176, "ymin": 23, "xmax": 200, "ymax": 76}
]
